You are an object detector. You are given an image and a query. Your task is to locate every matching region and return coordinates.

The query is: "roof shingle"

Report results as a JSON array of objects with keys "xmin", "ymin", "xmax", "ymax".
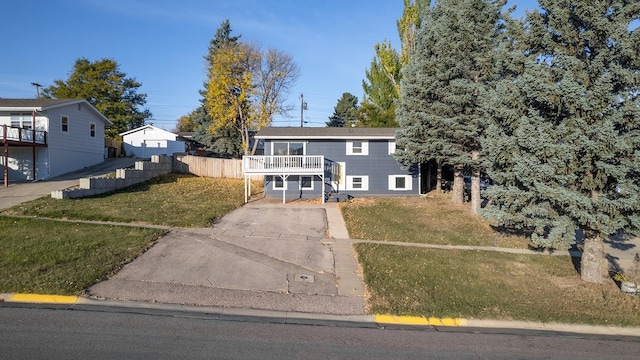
[{"xmin": 255, "ymin": 126, "xmax": 398, "ymax": 139}]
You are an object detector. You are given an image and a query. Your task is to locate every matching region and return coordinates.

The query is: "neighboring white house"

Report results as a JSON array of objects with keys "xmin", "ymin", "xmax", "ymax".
[
  {"xmin": 120, "ymin": 125, "xmax": 186, "ymax": 158},
  {"xmin": 0, "ymin": 98, "xmax": 111, "ymax": 183}
]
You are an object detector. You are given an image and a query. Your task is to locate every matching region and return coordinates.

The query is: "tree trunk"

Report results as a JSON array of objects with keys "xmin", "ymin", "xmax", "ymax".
[
  {"xmin": 471, "ymin": 168, "xmax": 481, "ymax": 215},
  {"xmin": 470, "ymin": 151, "xmax": 481, "ymax": 215},
  {"xmin": 436, "ymin": 162, "xmax": 442, "ymax": 193},
  {"xmin": 425, "ymin": 163, "xmax": 432, "ymax": 193},
  {"xmin": 581, "ymin": 235, "xmax": 606, "ymax": 284},
  {"xmin": 451, "ymin": 165, "xmax": 464, "ymax": 204}
]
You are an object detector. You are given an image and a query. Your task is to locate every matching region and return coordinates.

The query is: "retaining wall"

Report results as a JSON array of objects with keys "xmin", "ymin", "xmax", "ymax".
[{"xmin": 51, "ymin": 155, "xmax": 173, "ymax": 199}]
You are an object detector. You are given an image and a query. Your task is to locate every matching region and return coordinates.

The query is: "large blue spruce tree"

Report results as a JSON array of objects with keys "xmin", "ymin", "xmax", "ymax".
[
  {"xmin": 482, "ymin": 1, "xmax": 640, "ymax": 283},
  {"xmin": 394, "ymin": 0, "xmax": 507, "ymax": 212}
]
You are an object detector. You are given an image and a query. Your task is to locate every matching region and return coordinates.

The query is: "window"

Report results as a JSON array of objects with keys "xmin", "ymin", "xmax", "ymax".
[
  {"xmin": 389, "ymin": 175, "xmax": 412, "ymax": 191},
  {"xmin": 346, "ymin": 140, "xmax": 368, "ymax": 155},
  {"xmin": 10, "ymin": 113, "xmax": 33, "ymax": 129},
  {"xmin": 352, "ymin": 141, "xmax": 363, "ymax": 154},
  {"xmin": 300, "ymin": 176, "xmax": 313, "ymax": 190},
  {"xmin": 273, "ymin": 175, "xmax": 287, "ymax": 190},
  {"xmin": 61, "ymin": 116, "xmax": 69, "ymax": 132},
  {"xmin": 90, "ymin": 123, "xmax": 96, "ymax": 137},
  {"xmin": 347, "ymin": 175, "xmax": 369, "ymax": 191},
  {"xmin": 272, "ymin": 141, "xmax": 305, "ymax": 155}
]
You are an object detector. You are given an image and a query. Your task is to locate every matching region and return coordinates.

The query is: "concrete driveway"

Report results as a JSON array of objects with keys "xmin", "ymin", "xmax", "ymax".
[
  {"xmin": 1, "ymin": 156, "xmax": 366, "ymax": 314},
  {"xmin": 0, "ymin": 157, "xmax": 138, "ymax": 209},
  {"xmin": 87, "ymin": 201, "xmax": 367, "ymax": 315}
]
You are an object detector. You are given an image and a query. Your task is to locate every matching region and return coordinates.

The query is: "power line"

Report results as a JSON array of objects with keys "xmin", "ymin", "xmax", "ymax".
[{"xmin": 31, "ymin": 82, "xmax": 42, "ymax": 98}]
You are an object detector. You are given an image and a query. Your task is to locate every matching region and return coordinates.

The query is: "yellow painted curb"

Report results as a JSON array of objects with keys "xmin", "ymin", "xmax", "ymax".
[
  {"xmin": 375, "ymin": 314, "xmax": 467, "ymax": 327},
  {"xmin": 8, "ymin": 293, "xmax": 78, "ymax": 304}
]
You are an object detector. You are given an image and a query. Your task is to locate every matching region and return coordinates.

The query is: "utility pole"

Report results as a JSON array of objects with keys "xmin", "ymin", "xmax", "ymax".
[
  {"xmin": 300, "ymin": 93, "xmax": 307, "ymax": 127},
  {"xmin": 31, "ymin": 82, "xmax": 42, "ymax": 99}
]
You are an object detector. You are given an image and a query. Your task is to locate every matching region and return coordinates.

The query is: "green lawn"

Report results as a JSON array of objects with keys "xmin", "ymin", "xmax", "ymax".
[
  {"xmin": 0, "ymin": 217, "xmax": 164, "ymax": 294},
  {"xmin": 3, "ymin": 173, "xmax": 260, "ymax": 227},
  {"xmin": 340, "ymin": 196, "xmax": 531, "ymax": 248},
  {"xmin": 341, "ymin": 196, "xmax": 640, "ymax": 327},
  {"xmin": 0, "ymin": 174, "xmax": 260, "ymax": 295},
  {"xmin": 357, "ymin": 243, "xmax": 640, "ymax": 326}
]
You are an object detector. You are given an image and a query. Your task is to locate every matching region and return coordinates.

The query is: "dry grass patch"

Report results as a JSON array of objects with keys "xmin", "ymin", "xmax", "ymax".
[
  {"xmin": 341, "ymin": 195, "xmax": 531, "ymax": 248},
  {"xmin": 356, "ymin": 243, "xmax": 640, "ymax": 326},
  {"xmin": 3, "ymin": 174, "xmax": 263, "ymax": 227}
]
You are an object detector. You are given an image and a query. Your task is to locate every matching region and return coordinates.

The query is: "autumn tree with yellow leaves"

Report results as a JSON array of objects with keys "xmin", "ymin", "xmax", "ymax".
[{"xmin": 204, "ymin": 21, "xmax": 299, "ymax": 156}]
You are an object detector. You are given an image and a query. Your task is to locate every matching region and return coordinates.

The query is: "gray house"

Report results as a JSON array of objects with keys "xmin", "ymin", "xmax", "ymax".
[
  {"xmin": 242, "ymin": 127, "xmax": 420, "ymax": 203},
  {"xmin": 0, "ymin": 98, "xmax": 111, "ymax": 185}
]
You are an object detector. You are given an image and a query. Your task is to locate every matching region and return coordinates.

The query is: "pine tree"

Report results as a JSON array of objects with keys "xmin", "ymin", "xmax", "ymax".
[
  {"xmin": 482, "ymin": 1, "xmax": 640, "ymax": 283},
  {"xmin": 395, "ymin": 0, "xmax": 507, "ymax": 210},
  {"xmin": 360, "ymin": 41, "xmax": 401, "ymax": 128},
  {"xmin": 326, "ymin": 93, "xmax": 359, "ymax": 127},
  {"xmin": 359, "ymin": 1, "xmax": 426, "ymax": 128}
]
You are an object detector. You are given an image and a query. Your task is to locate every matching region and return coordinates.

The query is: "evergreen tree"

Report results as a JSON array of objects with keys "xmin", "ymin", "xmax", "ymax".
[
  {"xmin": 201, "ymin": 20, "xmax": 299, "ymax": 155},
  {"xmin": 194, "ymin": 19, "xmax": 243, "ymax": 158},
  {"xmin": 188, "ymin": 105, "xmax": 243, "ymax": 158},
  {"xmin": 394, "ymin": 0, "xmax": 507, "ymax": 210},
  {"xmin": 359, "ymin": 1, "xmax": 426, "ymax": 128},
  {"xmin": 357, "ymin": 101, "xmax": 398, "ymax": 128},
  {"xmin": 43, "ymin": 58, "xmax": 151, "ymax": 138},
  {"xmin": 482, "ymin": 1, "xmax": 640, "ymax": 283},
  {"xmin": 360, "ymin": 40, "xmax": 401, "ymax": 128},
  {"xmin": 326, "ymin": 93, "xmax": 359, "ymax": 127}
]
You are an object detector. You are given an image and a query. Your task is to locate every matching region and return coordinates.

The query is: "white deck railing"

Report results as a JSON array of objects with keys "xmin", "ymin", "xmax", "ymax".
[
  {"xmin": 242, "ymin": 155, "xmax": 325, "ymax": 174},
  {"xmin": 1, "ymin": 125, "xmax": 47, "ymax": 145}
]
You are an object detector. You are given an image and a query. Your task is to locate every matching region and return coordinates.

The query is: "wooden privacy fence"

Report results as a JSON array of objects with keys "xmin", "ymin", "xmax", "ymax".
[{"xmin": 174, "ymin": 154, "xmax": 262, "ymax": 180}]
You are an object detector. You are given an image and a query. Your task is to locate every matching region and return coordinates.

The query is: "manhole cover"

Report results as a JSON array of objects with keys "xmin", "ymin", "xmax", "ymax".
[{"xmin": 295, "ymin": 274, "xmax": 315, "ymax": 283}]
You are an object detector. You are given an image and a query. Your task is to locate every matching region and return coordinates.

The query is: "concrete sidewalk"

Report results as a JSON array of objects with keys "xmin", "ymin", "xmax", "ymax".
[{"xmin": 87, "ymin": 201, "xmax": 367, "ymax": 315}]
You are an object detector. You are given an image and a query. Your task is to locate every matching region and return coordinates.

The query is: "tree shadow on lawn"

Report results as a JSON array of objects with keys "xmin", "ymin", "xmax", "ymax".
[{"xmin": 491, "ymin": 224, "xmax": 584, "ymax": 273}]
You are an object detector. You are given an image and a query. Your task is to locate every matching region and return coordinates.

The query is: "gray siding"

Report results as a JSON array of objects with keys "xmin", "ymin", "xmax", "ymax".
[
  {"xmin": 263, "ymin": 138, "xmax": 419, "ymax": 200},
  {"xmin": 45, "ymin": 103, "xmax": 106, "ymax": 178}
]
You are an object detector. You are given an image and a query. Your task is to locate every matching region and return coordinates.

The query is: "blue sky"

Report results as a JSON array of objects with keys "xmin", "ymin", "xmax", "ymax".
[{"xmin": 1, "ymin": 0, "xmax": 538, "ymax": 130}]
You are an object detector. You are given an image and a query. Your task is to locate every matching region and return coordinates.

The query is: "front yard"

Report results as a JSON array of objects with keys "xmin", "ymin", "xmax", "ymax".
[
  {"xmin": 1, "ymin": 178, "xmax": 638, "ymax": 327},
  {"xmin": 0, "ymin": 174, "xmax": 260, "ymax": 294},
  {"xmin": 339, "ymin": 196, "xmax": 640, "ymax": 327}
]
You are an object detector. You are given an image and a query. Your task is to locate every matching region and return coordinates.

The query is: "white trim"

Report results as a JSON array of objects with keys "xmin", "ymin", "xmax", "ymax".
[
  {"xmin": 0, "ymin": 100, "xmax": 112, "ymax": 125},
  {"xmin": 388, "ymin": 175, "xmax": 412, "ymax": 191},
  {"xmin": 259, "ymin": 135, "xmax": 393, "ymax": 140},
  {"xmin": 90, "ymin": 123, "xmax": 96, "ymax": 137},
  {"xmin": 273, "ymin": 175, "xmax": 287, "ymax": 190},
  {"xmin": 271, "ymin": 141, "xmax": 307, "ymax": 155},
  {"xmin": 300, "ymin": 175, "xmax": 314, "ymax": 190},
  {"xmin": 347, "ymin": 175, "xmax": 369, "ymax": 191},
  {"xmin": 388, "ymin": 140, "xmax": 396, "ymax": 155},
  {"xmin": 346, "ymin": 140, "xmax": 368, "ymax": 155},
  {"xmin": 61, "ymin": 115, "xmax": 69, "ymax": 133}
]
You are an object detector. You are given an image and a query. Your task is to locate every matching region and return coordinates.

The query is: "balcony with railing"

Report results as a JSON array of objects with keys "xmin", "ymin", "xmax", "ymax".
[
  {"xmin": 242, "ymin": 155, "xmax": 324, "ymax": 175},
  {"xmin": 1, "ymin": 125, "xmax": 47, "ymax": 146}
]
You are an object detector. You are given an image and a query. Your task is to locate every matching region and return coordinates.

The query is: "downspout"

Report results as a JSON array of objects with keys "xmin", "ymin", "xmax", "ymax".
[
  {"xmin": 32, "ymin": 110, "xmax": 36, "ymax": 180},
  {"xmin": 3, "ymin": 125, "xmax": 8, "ymax": 187}
]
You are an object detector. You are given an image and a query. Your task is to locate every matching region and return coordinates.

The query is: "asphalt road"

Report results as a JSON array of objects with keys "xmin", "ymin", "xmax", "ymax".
[{"xmin": 1, "ymin": 306, "xmax": 638, "ymax": 359}]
